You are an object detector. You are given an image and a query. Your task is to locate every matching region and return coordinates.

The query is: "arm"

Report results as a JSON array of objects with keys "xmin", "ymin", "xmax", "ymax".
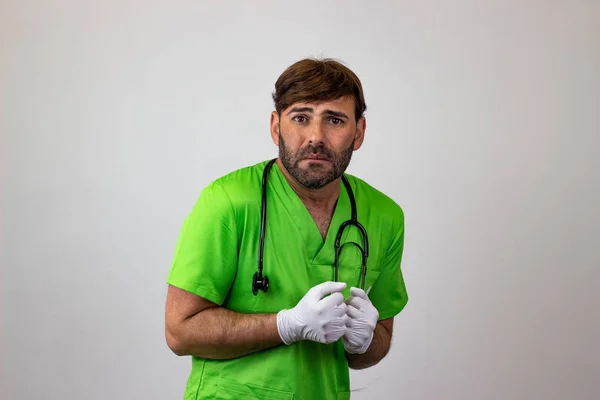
[
  {"xmin": 165, "ymin": 285, "xmax": 283, "ymax": 360},
  {"xmin": 165, "ymin": 281, "xmax": 350, "ymax": 360},
  {"xmin": 346, "ymin": 317, "xmax": 394, "ymax": 369}
]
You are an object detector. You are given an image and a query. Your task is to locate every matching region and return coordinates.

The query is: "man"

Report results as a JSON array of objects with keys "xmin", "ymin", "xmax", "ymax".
[{"xmin": 165, "ymin": 58, "xmax": 408, "ymax": 399}]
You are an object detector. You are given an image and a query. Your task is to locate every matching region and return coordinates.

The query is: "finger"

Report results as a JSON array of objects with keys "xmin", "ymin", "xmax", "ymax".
[
  {"xmin": 319, "ymin": 292, "xmax": 345, "ymax": 309},
  {"xmin": 350, "ymin": 287, "xmax": 368, "ymax": 300},
  {"xmin": 331, "ymin": 302, "xmax": 348, "ymax": 317},
  {"xmin": 345, "ymin": 304, "xmax": 363, "ymax": 319},
  {"xmin": 310, "ymin": 281, "xmax": 347, "ymax": 299},
  {"xmin": 339, "ymin": 313, "xmax": 350, "ymax": 326},
  {"xmin": 345, "ymin": 315, "xmax": 358, "ymax": 328},
  {"xmin": 331, "ymin": 308, "xmax": 350, "ymax": 319},
  {"xmin": 347, "ymin": 296, "xmax": 368, "ymax": 310}
]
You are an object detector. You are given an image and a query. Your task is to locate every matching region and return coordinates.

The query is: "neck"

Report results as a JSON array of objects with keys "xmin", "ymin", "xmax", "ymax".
[{"xmin": 276, "ymin": 158, "xmax": 340, "ymax": 210}]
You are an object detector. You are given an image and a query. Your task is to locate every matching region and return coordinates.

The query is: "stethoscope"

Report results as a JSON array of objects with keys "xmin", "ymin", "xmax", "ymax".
[{"xmin": 252, "ymin": 158, "xmax": 369, "ymax": 295}]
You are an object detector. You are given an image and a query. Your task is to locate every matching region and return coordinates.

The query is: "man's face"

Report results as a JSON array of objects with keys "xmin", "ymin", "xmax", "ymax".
[{"xmin": 270, "ymin": 96, "xmax": 366, "ymax": 190}]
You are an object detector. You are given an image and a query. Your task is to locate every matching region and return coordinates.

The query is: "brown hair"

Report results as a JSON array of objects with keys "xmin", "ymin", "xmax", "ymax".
[{"xmin": 272, "ymin": 58, "xmax": 367, "ymax": 122}]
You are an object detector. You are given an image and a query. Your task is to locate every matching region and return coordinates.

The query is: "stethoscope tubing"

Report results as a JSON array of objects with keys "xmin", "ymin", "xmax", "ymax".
[{"xmin": 253, "ymin": 158, "xmax": 369, "ymax": 295}]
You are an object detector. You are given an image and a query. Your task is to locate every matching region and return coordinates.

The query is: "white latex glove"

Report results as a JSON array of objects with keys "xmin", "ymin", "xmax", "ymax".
[
  {"xmin": 277, "ymin": 281, "xmax": 348, "ymax": 345},
  {"xmin": 342, "ymin": 287, "xmax": 379, "ymax": 354}
]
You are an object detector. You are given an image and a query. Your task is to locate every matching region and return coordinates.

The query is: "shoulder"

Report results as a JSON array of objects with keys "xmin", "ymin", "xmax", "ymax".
[
  {"xmin": 346, "ymin": 173, "xmax": 404, "ymax": 226},
  {"xmin": 198, "ymin": 159, "xmax": 268, "ymax": 209}
]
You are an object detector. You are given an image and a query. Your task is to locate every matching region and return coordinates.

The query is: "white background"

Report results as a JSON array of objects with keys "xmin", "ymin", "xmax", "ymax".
[{"xmin": 2, "ymin": 1, "xmax": 599, "ymax": 399}]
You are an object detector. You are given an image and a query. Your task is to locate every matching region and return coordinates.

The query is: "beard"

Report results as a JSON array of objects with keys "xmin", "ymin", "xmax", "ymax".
[{"xmin": 278, "ymin": 131, "xmax": 355, "ymax": 190}]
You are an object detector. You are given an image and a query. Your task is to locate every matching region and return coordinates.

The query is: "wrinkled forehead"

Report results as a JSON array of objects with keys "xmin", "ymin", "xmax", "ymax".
[{"xmin": 283, "ymin": 96, "xmax": 356, "ymax": 116}]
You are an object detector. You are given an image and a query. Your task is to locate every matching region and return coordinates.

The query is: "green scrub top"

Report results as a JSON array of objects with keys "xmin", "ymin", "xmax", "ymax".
[{"xmin": 167, "ymin": 159, "xmax": 408, "ymax": 400}]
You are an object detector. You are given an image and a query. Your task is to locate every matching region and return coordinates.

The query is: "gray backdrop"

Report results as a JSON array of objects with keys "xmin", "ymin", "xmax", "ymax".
[{"xmin": 2, "ymin": 1, "xmax": 599, "ymax": 399}]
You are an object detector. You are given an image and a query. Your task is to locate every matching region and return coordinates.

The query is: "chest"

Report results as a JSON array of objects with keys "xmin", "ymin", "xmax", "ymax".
[
  {"xmin": 225, "ymin": 197, "xmax": 387, "ymax": 314},
  {"xmin": 306, "ymin": 208, "xmax": 334, "ymax": 241}
]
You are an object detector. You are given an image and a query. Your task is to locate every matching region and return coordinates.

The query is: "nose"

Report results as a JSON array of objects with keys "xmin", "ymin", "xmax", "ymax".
[{"xmin": 307, "ymin": 120, "xmax": 326, "ymax": 145}]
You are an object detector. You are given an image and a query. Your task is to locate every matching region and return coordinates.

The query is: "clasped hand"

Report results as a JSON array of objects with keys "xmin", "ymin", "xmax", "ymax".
[
  {"xmin": 277, "ymin": 282, "xmax": 379, "ymax": 354},
  {"xmin": 341, "ymin": 286, "xmax": 379, "ymax": 354}
]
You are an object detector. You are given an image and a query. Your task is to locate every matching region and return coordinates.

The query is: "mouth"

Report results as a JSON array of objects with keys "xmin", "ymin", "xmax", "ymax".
[{"xmin": 304, "ymin": 154, "xmax": 329, "ymax": 161}]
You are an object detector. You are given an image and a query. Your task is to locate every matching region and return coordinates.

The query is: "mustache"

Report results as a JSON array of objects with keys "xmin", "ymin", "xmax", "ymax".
[{"xmin": 298, "ymin": 145, "xmax": 333, "ymax": 160}]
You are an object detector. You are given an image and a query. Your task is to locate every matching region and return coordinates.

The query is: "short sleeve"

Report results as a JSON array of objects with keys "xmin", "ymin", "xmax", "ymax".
[
  {"xmin": 166, "ymin": 181, "xmax": 238, "ymax": 305},
  {"xmin": 368, "ymin": 208, "xmax": 408, "ymax": 320}
]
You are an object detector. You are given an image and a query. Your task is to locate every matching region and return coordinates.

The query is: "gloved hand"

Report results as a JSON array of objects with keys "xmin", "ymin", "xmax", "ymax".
[
  {"xmin": 342, "ymin": 287, "xmax": 379, "ymax": 354},
  {"xmin": 277, "ymin": 281, "xmax": 348, "ymax": 345}
]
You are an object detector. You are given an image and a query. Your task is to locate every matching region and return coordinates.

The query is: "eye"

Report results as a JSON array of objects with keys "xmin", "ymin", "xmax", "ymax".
[
  {"xmin": 329, "ymin": 117, "xmax": 343, "ymax": 125},
  {"xmin": 292, "ymin": 115, "xmax": 307, "ymax": 123}
]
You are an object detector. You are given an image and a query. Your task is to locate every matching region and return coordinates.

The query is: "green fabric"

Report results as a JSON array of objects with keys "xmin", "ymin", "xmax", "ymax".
[{"xmin": 167, "ymin": 159, "xmax": 408, "ymax": 399}]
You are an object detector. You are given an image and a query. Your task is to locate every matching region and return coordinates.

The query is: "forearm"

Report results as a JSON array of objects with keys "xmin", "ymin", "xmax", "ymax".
[
  {"xmin": 346, "ymin": 321, "xmax": 392, "ymax": 369},
  {"xmin": 168, "ymin": 306, "xmax": 283, "ymax": 360}
]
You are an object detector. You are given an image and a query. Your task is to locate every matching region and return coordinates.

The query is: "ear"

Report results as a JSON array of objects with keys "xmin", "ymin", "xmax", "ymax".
[
  {"xmin": 353, "ymin": 116, "xmax": 366, "ymax": 150},
  {"xmin": 270, "ymin": 111, "xmax": 280, "ymax": 146}
]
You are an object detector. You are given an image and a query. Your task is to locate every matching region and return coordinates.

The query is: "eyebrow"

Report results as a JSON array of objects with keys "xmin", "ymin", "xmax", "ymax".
[{"xmin": 286, "ymin": 106, "xmax": 349, "ymax": 120}]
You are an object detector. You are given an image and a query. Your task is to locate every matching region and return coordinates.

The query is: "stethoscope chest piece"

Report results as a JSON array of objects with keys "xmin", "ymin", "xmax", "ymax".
[{"xmin": 252, "ymin": 271, "xmax": 269, "ymax": 295}]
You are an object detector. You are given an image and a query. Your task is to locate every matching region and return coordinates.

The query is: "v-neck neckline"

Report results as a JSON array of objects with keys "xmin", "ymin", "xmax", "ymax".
[{"xmin": 270, "ymin": 162, "xmax": 352, "ymax": 265}]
